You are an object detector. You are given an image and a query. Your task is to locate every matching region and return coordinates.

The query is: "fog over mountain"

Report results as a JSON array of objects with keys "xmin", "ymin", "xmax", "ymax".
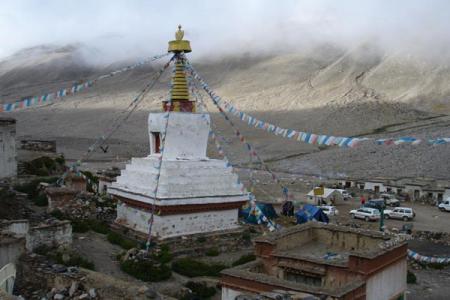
[
  {"xmin": 1, "ymin": 0, "xmax": 450, "ymax": 64},
  {"xmin": 1, "ymin": 1, "xmax": 449, "ymax": 180}
]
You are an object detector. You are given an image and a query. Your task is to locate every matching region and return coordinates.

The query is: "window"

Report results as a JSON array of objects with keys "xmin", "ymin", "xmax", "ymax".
[
  {"xmin": 151, "ymin": 132, "xmax": 161, "ymax": 153},
  {"xmin": 285, "ymin": 270, "xmax": 321, "ymax": 286}
]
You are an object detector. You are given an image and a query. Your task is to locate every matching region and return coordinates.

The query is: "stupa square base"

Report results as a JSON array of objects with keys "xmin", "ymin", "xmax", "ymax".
[{"xmin": 116, "ymin": 201, "xmax": 241, "ymax": 239}]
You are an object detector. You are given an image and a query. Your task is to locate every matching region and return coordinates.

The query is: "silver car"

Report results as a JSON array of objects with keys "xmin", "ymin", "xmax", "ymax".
[
  {"xmin": 349, "ymin": 207, "xmax": 381, "ymax": 221},
  {"xmin": 384, "ymin": 207, "xmax": 415, "ymax": 221}
]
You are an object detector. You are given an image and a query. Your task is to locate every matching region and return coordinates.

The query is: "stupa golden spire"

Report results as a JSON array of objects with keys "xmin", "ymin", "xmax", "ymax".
[{"xmin": 164, "ymin": 25, "xmax": 195, "ymax": 112}]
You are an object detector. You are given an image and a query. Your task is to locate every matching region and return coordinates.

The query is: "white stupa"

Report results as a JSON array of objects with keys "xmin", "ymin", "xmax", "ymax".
[{"xmin": 109, "ymin": 26, "xmax": 248, "ymax": 239}]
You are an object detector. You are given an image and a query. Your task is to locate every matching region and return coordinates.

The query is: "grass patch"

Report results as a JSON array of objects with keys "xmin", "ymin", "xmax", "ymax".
[
  {"xmin": 107, "ymin": 232, "xmax": 138, "ymax": 250},
  {"xmin": 34, "ymin": 245, "xmax": 94, "ymax": 270},
  {"xmin": 70, "ymin": 219, "xmax": 110, "ymax": 234},
  {"xmin": 205, "ymin": 248, "xmax": 220, "ymax": 257},
  {"xmin": 183, "ymin": 281, "xmax": 216, "ymax": 299},
  {"xmin": 172, "ymin": 258, "xmax": 226, "ymax": 277},
  {"xmin": 55, "ymin": 252, "xmax": 95, "ymax": 270},
  {"xmin": 120, "ymin": 259, "xmax": 171, "ymax": 282},
  {"xmin": 232, "ymin": 254, "xmax": 256, "ymax": 266},
  {"xmin": 88, "ymin": 220, "xmax": 110, "ymax": 234}
]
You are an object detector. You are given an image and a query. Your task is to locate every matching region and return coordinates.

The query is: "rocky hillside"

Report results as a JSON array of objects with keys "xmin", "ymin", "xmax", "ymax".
[{"xmin": 1, "ymin": 43, "xmax": 449, "ymax": 179}]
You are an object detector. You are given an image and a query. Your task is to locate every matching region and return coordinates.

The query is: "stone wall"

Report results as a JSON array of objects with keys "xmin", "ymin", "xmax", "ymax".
[
  {"xmin": 0, "ymin": 235, "xmax": 25, "ymax": 269},
  {"xmin": 1, "ymin": 220, "xmax": 72, "ymax": 251},
  {"xmin": 19, "ymin": 140, "xmax": 56, "ymax": 153},
  {"xmin": 0, "ymin": 118, "xmax": 17, "ymax": 178},
  {"xmin": 267, "ymin": 226, "xmax": 384, "ymax": 254},
  {"xmin": 27, "ymin": 221, "xmax": 72, "ymax": 251}
]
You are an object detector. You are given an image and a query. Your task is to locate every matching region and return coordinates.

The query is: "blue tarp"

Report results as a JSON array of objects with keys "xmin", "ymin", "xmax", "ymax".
[
  {"xmin": 240, "ymin": 202, "xmax": 278, "ymax": 224},
  {"xmin": 295, "ymin": 204, "xmax": 329, "ymax": 224}
]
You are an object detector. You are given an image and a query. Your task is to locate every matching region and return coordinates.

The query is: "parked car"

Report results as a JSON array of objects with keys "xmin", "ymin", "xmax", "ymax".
[
  {"xmin": 340, "ymin": 190, "xmax": 352, "ymax": 200},
  {"xmin": 363, "ymin": 199, "xmax": 385, "ymax": 211},
  {"xmin": 384, "ymin": 207, "xmax": 415, "ymax": 221},
  {"xmin": 380, "ymin": 193, "xmax": 401, "ymax": 207},
  {"xmin": 438, "ymin": 199, "xmax": 450, "ymax": 212},
  {"xmin": 349, "ymin": 207, "xmax": 381, "ymax": 221},
  {"xmin": 321, "ymin": 205, "xmax": 339, "ymax": 216}
]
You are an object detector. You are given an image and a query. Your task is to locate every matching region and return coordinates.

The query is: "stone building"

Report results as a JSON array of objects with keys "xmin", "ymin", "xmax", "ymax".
[
  {"xmin": 0, "ymin": 118, "xmax": 17, "ymax": 178},
  {"xmin": 109, "ymin": 27, "xmax": 248, "ymax": 240},
  {"xmin": 221, "ymin": 223, "xmax": 407, "ymax": 300},
  {"xmin": 97, "ymin": 167, "xmax": 121, "ymax": 195}
]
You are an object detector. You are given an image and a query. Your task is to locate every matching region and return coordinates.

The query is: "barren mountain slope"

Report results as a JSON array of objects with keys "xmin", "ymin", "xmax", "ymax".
[{"xmin": 1, "ymin": 43, "xmax": 449, "ymax": 179}]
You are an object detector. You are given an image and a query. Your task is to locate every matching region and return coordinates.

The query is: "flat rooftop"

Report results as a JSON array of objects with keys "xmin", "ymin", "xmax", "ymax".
[{"xmin": 255, "ymin": 222, "xmax": 406, "ymax": 261}]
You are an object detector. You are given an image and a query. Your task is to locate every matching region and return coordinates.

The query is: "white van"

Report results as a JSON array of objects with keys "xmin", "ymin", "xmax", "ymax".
[{"xmin": 438, "ymin": 199, "xmax": 450, "ymax": 212}]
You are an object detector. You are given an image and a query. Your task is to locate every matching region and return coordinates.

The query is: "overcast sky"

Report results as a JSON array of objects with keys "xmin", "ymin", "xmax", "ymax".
[{"xmin": 1, "ymin": 0, "xmax": 450, "ymax": 63}]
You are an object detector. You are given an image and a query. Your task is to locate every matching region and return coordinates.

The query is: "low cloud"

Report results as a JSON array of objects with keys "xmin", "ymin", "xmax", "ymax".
[{"xmin": 1, "ymin": 0, "xmax": 450, "ymax": 64}]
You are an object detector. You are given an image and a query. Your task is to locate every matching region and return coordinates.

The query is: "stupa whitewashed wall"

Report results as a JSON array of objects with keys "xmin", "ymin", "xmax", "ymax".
[
  {"xmin": 109, "ymin": 112, "xmax": 248, "ymax": 239},
  {"xmin": 0, "ymin": 118, "xmax": 17, "ymax": 179}
]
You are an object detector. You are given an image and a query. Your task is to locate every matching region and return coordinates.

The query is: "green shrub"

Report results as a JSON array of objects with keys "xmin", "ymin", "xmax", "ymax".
[
  {"xmin": 34, "ymin": 246, "xmax": 95, "ymax": 270},
  {"xmin": 55, "ymin": 252, "xmax": 95, "ymax": 270},
  {"xmin": 14, "ymin": 177, "xmax": 58, "ymax": 199},
  {"xmin": 205, "ymin": 248, "xmax": 220, "ymax": 257},
  {"xmin": 54, "ymin": 155, "xmax": 66, "ymax": 166},
  {"xmin": 426, "ymin": 262, "xmax": 446, "ymax": 270},
  {"xmin": 33, "ymin": 193, "xmax": 48, "ymax": 206},
  {"xmin": 242, "ymin": 231, "xmax": 251, "ymax": 242},
  {"xmin": 120, "ymin": 259, "xmax": 171, "ymax": 282},
  {"xmin": 407, "ymin": 270, "xmax": 417, "ymax": 284},
  {"xmin": 72, "ymin": 220, "xmax": 90, "ymax": 233},
  {"xmin": 34, "ymin": 245, "xmax": 52, "ymax": 256},
  {"xmin": 196, "ymin": 236, "xmax": 207, "ymax": 243},
  {"xmin": 81, "ymin": 171, "xmax": 99, "ymax": 193},
  {"xmin": 50, "ymin": 209, "xmax": 64, "ymax": 220},
  {"xmin": 232, "ymin": 254, "xmax": 256, "ymax": 266},
  {"xmin": 0, "ymin": 189, "xmax": 16, "ymax": 203},
  {"xmin": 152, "ymin": 245, "xmax": 172, "ymax": 264},
  {"xmin": 23, "ymin": 157, "xmax": 60, "ymax": 176},
  {"xmin": 172, "ymin": 258, "xmax": 226, "ymax": 277},
  {"xmin": 248, "ymin": 227, "xmax": 257, "ymax": 233},
  {"xmin": 184, "ymin": 281, "xmax": 216, "ymax": 299},
  {"xmin": 107, "ymin": 232, "xmax": 138, "ymax": 250},
  {"xmin": 88, "ymin": 220, "xmax": 110, "ymax": 234}
]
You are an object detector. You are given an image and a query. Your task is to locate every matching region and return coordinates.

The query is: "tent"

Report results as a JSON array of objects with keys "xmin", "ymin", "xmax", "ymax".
[
  {"xmin": 240, "ymin": 202, "xmax": 278, "ymax": 224},
  {"xmin": 295, "ymin": 204, "xmax": 329, "ymax": 225}
]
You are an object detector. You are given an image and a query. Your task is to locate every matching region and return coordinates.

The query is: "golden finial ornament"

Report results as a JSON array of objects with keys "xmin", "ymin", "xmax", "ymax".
[
  {"xmin": 168, "ymin": 24, "xmax": 191, "ymax": 53},
  {"xmin": 175, "ymin": 25, "xmax": 184, "ymax": 41},
  {"xmin": 163, "ymin": 25, "xmax": 195, "ymax": 113}
]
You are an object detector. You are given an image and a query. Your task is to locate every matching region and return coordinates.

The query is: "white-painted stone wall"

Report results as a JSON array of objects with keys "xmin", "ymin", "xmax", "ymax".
[
  {"xmin": 1, "ymin": 220, "xmax": 72, "ymax": 251},
  {"xmin": 148, "ymin": 112, "xmax": 210, "ymax": 159},
  {"xmin": 222, "ymin": 287, "xmax": 250, "ymax": 300},
  {"xmin": 117, "ymin": 202, "xmax": 240, "ymax": 239},
  {"xmin": 364, "ymin": 182, "xmax": 387, "ymax": 193},
  {"xmin": 0, "ymin": 119, "xmax": 17, "ymax": 178},
  {"xmin": 366, "ymin": 259, "xmax": 407, "ymax": 300},
  {"xmin": 27, "ymin": 222, "xmax": 72, "ymax": 251},
  {"xmin": 0, "ymin": 238, "xmax": 25, "ymax": 269},
  {"xmin": 110, "ymin": 157, "xmax": 247, "ymax": 201}
]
